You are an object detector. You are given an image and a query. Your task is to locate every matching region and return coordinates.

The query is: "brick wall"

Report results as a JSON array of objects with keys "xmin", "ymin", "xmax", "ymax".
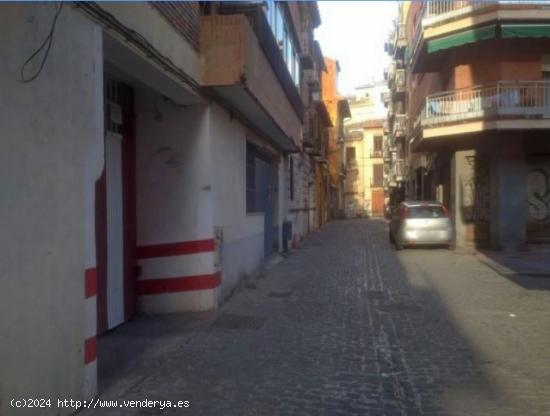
[{"xmin": 151, "ymin": 2, "xmax": 200, "ymax": 51}]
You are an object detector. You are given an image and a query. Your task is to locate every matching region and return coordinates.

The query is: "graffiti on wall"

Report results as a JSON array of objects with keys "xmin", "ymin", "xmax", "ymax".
[
  {"xmin": 527, "ymin": 161, "xmax": 550, "ymax": 223},
  {"xmin": 460, "ymin": 155, "xmax": 490, "ymax": 223}
]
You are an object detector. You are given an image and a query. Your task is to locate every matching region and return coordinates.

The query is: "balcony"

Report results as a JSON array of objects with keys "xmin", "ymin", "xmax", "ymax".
[
  {"xmin": 200, "ymin": 13, "xmax": 303, "ymax": 153},
  {"xmin": 410, "ymin": 1, "xmax": 550, "ymax": 72},
  {"xmin": 423, "ymin": 1, "xmax": 550, "ymax": 28},
  {"xmin": 393, "ymin": 114, "xmax": 408, "ymax": 138},
  {"xmin": 395, "ymin": 22, "xmax": 407, "ymax": 50},
  {"xmin": 393, "ymin": 159, "xmax": 406, "ymax": 183},
  {"xmin": 383, "ymin": 120, "xmax": 391, "ymax": 134},
  {"xmin": 418, "ymin": 81, "xmax": 550, "ymax": 143},
  {"xmin": 370, "ymin": 149, "xmax": 383, "ymax": 159},
  {"xmin": 383, "ymin": 145, "xmax": 393, "ymax": 162},
  {"xmin": 424, "ymin": 1, "xmax": 492, "ymax": 27},
  {"xmin": 382, "ymin": 91, "xmax": 390, "ymax": 107},
  {"xmin": 383, "ymin": 137, "xmax": 395, "ymax": 162},
  {"xmin": 390, "ymin": 69, "xmax": 406, "ymax": 96},
  {"xmin": 305, "ymin": 68, "xmax": 321, "ymax": 94},
  {"xmin": 346, "ymin": 159, "xmax": 359, "ymax": 171},
  {"xmin": 299, "ymin": 31, "xmax": 314, "ymax": 70}
]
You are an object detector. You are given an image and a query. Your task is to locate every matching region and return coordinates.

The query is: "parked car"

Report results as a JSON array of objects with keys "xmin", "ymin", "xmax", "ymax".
[{"xmin": 389, "ymin": 201, "xmax": 455, "ymax": 250}]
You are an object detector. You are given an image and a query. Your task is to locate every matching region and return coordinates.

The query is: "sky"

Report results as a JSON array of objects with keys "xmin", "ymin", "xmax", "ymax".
[{"xmin": 315, "ymin": 1, "xmax": 397, "ymax": 97}]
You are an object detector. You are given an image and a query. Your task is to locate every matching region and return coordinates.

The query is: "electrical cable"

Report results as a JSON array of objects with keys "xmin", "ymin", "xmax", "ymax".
[
  {"xmin": 19, "ymin": 2, "xmax": 64, "ymax": 83},
  {"xmin": 76, "ymin": 2, "xmax": 200, "ymax": 92}
]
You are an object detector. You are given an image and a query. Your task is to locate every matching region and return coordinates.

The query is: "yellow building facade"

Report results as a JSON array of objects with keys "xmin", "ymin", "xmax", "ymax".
[{"xmin": 344, "ymin": 82, "xmax": 388, "ymax": 217}]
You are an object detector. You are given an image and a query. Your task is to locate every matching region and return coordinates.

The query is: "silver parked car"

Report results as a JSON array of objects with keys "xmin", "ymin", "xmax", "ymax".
[{"xmin": 389, "ymin": 201, "xmax": 455, "ymax": 250}]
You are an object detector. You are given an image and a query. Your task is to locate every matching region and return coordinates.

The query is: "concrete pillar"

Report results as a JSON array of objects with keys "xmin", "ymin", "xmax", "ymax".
[
  {"xmin": 490, "ymin": 137, "xmax": 526, "ymax": 250},
  {"xmin": 451, "ymin": 149, "xmax": 491, "ymax": 248},
  {"xmin": 135, "ymin": 100, "xmax": 218, "ymax": 313},
  {"xmin": 82, "ymin": 26, "xmax": 104, "ymax": 400},
  {"xmin": 450, "ymin": 151, "xmax": 463, "ymax": 246}
]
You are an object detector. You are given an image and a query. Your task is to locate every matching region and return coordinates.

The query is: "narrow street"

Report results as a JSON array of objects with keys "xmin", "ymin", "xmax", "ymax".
[{"xmin": 88, "ymin": 219, "xmax": 550, "ymax": 416}]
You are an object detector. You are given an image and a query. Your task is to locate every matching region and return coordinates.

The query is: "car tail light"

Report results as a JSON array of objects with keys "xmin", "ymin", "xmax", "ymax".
[
  {"xmin": 402, "ymin": 206, "xmax": 409, "ymax": 218},
  {"xmin": 442, "ymin": 206, "xmax": 451, "ymax": 218}
]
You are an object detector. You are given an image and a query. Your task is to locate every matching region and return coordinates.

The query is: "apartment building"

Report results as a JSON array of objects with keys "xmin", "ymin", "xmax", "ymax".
[
  {"xmin": 322, "ymin": 57, "xmax": 352, "ymax": 219},
  {"xmin": 344, "ymin": 82, "xmax": 388, "ymax": 217},
  {"xmin": 386, "ymin": 0, "xmax": 550, "ymax": 249},
  {"xmin": 384, "ymin": 2, "xmax": 409, "ymax": 215},
  {"xmin": 0, "ymin": 2, "xmax": 326, "ymax": 413}
]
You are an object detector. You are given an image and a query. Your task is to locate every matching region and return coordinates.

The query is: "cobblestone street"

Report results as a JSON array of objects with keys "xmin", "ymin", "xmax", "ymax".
[{"xmin": 89, "ymin": 219, "xmax": 550, "ymax": 416}]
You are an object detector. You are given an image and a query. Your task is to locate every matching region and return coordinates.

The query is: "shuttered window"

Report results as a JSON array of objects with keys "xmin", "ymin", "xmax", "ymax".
[{"xmin": 373, "ymin": 164, "xmax": 383, "ymax": 187}]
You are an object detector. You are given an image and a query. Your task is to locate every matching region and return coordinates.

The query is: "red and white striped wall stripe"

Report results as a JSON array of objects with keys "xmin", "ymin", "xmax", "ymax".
[
  {"xmin": 136, "ymin": 238, "xmax": 221, "ymax": 295},
  {"xmin": 84, "ymin": 267, "xmax": 98, "ymax": 365}
]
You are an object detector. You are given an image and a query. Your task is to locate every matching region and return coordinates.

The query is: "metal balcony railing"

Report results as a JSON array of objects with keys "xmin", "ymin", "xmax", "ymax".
[
  {"xmin": 397, "ymin": 22, "xmax": 406, "ymax": 40},
  {"xmin": 392, "ymin": 69, "xmax": 406, "ymax": 93},
  {"xmin": 423, "ymin": 1, "xmax": 550, "ymax": 25},
  {"xmin": 305, "ymin": 69, "xmax": 321, "ymax": 92},
  {"xmin": 393, "ymin": 114, "xmax": 407, "ymax": 137},
  {"xmin": 394, "ymin": 159, "xmax": 405, "ymax": 182},
  {"xmin": 383, "ymin": 119, "xmax": 390, "ymax": 133},
  {"xmin": 383, "ymin": 145, "xmax": 392, "ymax": 161},
  {"xmin": 425, "ymin": 0, "xmax": 481, "ymax": 20},
  {"xmin": 371, "ymin": 149, "xmax": 383, "ymax": 159},
  {"xmin": 382, "ymin": 91, "xmax": 390, "ymax": 106},
  {"xmin": 422, "ymin": 81, "xmax": 550, "ymax": 126},
  {"xmin": 410, "ymin": 1, "xmax": 548, "ymax": 65}
]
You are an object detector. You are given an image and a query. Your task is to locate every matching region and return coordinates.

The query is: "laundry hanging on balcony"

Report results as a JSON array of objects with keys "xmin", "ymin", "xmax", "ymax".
[
  {"xmin": 501, "ymin": 24, "xmax": 550, "ymax": 39},
  {"xmin": 427, "ymin": 25, "xmax": 496, "ymax": 54}
]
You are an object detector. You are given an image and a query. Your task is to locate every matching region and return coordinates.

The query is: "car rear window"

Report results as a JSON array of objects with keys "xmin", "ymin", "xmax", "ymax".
[{"xmin": 408, "ymin": 205, "xmax": 446, "ymax": 218}]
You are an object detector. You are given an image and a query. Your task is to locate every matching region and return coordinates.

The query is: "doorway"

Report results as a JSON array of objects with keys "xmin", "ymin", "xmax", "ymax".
[
  {"xmin": 96, "ymin": 78, "xmax": 137, "ymax": 334},
  {"xmin": 257, "ymin": 157, "xmax": 274, "ymax": 257}
]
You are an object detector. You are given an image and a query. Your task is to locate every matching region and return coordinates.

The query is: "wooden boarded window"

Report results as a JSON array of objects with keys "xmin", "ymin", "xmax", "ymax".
[
  {"xmin": 373, "ymin": 164, "xmax": 383, "ymax": 187},
  {"xmin": 373, "ymin": 136, "xmax": 383, "ymax": 152}
]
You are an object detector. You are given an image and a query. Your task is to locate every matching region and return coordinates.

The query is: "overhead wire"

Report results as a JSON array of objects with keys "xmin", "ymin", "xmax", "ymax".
[{"xmin": 19, "ymin": 2, "xmax": 64, "ymax": 83}]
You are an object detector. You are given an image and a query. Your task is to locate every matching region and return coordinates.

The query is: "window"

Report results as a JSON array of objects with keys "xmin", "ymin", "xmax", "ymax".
[
  {"xmin": 346, "ymin": 147, "xmax": 356, "ymax": 164},
  {"xmin": 275, "ymin": 4, "xmax": 284, "ymax": 46},
  {"xmin": 246, "ymin": 142, "xmax": 270, "ymax": 213},
  {"xmin": 408, "ymin": 206, "xmax": 446, "ymax": 219},
  {"xmin": 264, "ymin": 1, "xmax": 300, "ymax": 86},
  {"xmin": 373, "ymin": 164, "xmax": 383, "ymax": 187},
  {"xmin": 373, "ymin": 136, "xmax": 383, "ymax": 152}
]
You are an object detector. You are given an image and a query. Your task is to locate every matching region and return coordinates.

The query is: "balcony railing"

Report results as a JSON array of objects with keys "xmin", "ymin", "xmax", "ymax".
[
  {"xmin": 383, "ymin": 120, "xmax": 391, "ymax": 135},
  {"xmin": 382, "ymin": 91, "xmax": 390, "ymax": 106},
  {"xmin": 394, "ymin": 159, "xmax": 405, "ymax": 182},
  {"xmin": 422, "ymin": 81, "xmax": 550, "ymax": 126},
  {"xmin": 393, "ymin": 114, "xmax": 407, "ymax": 137},
  {"xmin": 383, "ymin": 142, "xmax": 394, "ymax": 161},
  {"xmin": 305, "ymin": 69, "xmax": 321, "ymax": 92},
  {"xmin": 390, "ymin": 69, "xmax": 406, "ymax": 95},
  {"xmin": 411, "ymin": 1, "xmax": 550, "ymax": 65},
  {"xmin": 371, "ymin": 149, "xmax": 383, "ymax": 159},
  {"xmin": 425, "ymin": 1, "xmax": 483, "ymax": 20},
  {"xmin": 397, "ymin": 22, "xmax": 406, "ymax": 45},
  {"xmin": 385, "ymin": 158, "xmax": 405, "ymax": 187},
  {"xmin": 423, "ymin": 1, "xmax": 550, "ymax": 26}
]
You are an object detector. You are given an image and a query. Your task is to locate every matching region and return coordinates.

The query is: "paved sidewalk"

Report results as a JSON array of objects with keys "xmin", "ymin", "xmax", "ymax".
[
  {"xmin": 477, "ymin": 249, "xmax": 550, "ymax": 277},
  {"xmin": 85, "ymin": 219, "xmax": 550, "ymax": 416}
]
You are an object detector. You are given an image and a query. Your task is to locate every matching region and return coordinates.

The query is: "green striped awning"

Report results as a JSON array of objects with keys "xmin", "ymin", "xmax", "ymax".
[
  {"xmin": 502, "ymin": 24, "xmax": 550, "ymax": 39},
  {"xmin": 427, "ymin": 25, "xmax": 496, "ymax": 54}
]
